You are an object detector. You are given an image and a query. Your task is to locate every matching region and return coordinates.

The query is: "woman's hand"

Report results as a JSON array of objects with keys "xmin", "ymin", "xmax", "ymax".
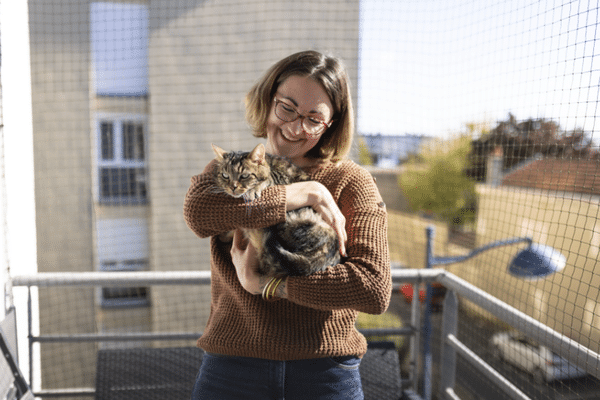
[
  {"xmin": 230, "ymin": 229, "xmax": 263, "ymax": 295},
  {"xmin": 230, "ymin": 229, "xmax": 288, "ymax": 298},
  {"xmin": 286, "ymin": 181, "xmax": 348, "ymax": 257}
]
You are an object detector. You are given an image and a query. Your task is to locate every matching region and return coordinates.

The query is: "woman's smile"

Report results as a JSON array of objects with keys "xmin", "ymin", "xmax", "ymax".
[{"xmin": 280, "ymin": 128, "xmax": 302, "ymax": 142}]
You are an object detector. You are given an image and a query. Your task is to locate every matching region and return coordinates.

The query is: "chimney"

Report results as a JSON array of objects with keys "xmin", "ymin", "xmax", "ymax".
[{"xmin": 486, "ymin": 146, "xmax": 504, "ymax": 186}]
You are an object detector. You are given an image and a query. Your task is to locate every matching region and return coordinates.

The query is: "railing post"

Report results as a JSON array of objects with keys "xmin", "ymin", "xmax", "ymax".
[
  {"xmin": 407, "ymin": 282, "xmax": 421, "ymax": 392},
  {"xmin": 440, "ymin": 289, "xmax": 458, "ymax": 399},
  {"xmin": 27, "ymin": 286, "xmax": 33, "ymax": 388},
  {"xmin": 422, "ymin": 226, "xmax": 434, "ymax": 400}
]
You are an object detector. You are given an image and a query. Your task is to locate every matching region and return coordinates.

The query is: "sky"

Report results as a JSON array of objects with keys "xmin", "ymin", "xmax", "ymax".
[{"xmin": 358, "ymin": 0, "xmax": 600, "ymax": 140}]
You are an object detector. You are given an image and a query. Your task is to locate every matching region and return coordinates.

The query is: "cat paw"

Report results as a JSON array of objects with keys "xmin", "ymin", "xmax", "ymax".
[
  {"xmin": 245, "ymin": 190, "xmax": 262, "ymax": 201},
  {"xmin": 218, "ymin": 231, "xmax": 234, "ymax": 242}
]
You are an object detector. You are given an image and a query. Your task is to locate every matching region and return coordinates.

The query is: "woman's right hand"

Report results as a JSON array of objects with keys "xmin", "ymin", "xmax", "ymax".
[{"xmin": 286, "ymin": 181, "xmax": 347, "ymax": 257}]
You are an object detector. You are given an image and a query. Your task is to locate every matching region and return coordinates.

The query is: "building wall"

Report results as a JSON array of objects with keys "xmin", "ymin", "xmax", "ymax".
[{"xmin": 28, "ymin": 0, "xmax": 97, "ymax": 391}]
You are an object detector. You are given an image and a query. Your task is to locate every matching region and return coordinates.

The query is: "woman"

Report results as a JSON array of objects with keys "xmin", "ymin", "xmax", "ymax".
[{"xmin": 184, "ymin": 50, "xmax": 391, "ymax": 400}]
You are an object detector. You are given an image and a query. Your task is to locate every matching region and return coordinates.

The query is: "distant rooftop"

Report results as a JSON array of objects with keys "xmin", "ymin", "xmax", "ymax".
[
  {"xmin": 502, "ymin": 158, "xmax": 600, "ymax": 196},
  {"xmin": 360, "ymin": 133, "xmax": 432, "ymax": 167}
]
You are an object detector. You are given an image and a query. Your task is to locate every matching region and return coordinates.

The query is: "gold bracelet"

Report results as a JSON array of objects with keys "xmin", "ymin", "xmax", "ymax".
[
  {"xmin": 261, "ymin": 278, "xmax": 273, "ymax": 300},
  {"xmin": 262, "ymin": 277, "xmax": 276, "ymax": 301},
  {"xmin": 269, "ymin": 277, "xmax": 283, "ymax": 299},
  {"xmin": 262, "ymin": 277, "xmax": 282, "ymax": 301},
  {"xmin": 268, "ymin": 278, "xmax": 282, "ymax": 301}
]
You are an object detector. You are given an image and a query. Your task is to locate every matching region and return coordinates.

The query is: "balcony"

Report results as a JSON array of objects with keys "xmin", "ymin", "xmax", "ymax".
[{"xmin": 3, "ymin": 267, "xmax": 599, "ymax": 400}]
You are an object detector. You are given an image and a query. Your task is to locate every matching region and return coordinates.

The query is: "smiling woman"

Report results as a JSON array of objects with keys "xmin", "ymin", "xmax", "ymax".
[{"xmin": 184, "ymin": 50, "xmax": 391, "ymax": 400}]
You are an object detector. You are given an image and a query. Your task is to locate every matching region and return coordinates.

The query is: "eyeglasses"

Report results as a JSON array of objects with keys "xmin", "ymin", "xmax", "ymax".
[{"xmin": 273, "ymin": 97, "xmax": 333, "ymax": 137}]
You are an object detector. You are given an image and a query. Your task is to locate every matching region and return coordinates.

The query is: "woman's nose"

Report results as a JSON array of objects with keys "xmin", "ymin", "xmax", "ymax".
[{"xmin": 288, "ymin": 118, "xmax": 305, "ymax": 136}]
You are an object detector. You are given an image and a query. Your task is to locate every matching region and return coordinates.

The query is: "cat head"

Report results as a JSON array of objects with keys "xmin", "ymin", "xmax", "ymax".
[{"xmin": 211, "ymin": 143, "xmax": 270, "ymax": 198}]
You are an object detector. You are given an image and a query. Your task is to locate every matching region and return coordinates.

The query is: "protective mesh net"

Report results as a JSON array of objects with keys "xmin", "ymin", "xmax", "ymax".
[{"xmin": 2, "ymin": 0, "xmax": 600, "ymax": 399}]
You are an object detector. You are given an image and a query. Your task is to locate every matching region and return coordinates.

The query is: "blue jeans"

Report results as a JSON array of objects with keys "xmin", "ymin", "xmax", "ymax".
[{"xmin": 191, "ymin": 352, "xmax": 364, "ymax": 400}]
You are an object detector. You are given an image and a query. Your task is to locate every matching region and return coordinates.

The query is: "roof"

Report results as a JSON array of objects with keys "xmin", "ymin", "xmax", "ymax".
[{"xmin": 502, "ymin": 158, "xmax": 600, "ymax": 195}]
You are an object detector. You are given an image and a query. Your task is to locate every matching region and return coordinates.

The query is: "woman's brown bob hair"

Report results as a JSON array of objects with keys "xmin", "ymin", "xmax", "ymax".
[{"xmin": 245, "ymin": 50, "xmax": 354, "ymax": 162}]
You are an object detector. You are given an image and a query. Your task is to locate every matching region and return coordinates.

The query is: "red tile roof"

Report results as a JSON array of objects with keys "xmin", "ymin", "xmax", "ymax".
[{"xmin": 502, "ymin": 158, "xmax": 600, "ymax": 195}]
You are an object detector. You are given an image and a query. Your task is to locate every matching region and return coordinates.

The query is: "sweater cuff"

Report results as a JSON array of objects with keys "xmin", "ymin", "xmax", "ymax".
[{"xmin": 275, "ymin": 184, "xmax": 288, "ymax": 224}]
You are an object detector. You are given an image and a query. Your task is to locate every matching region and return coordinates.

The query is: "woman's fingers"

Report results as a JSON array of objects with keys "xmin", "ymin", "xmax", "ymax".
[
  {"xmin": 230, "ymin": 229, "xmax": 262, "ymax": 294},
  {"xmin": 286, "ymin": 181, "xmax": 348, "ymax": 258},
  {"xmin": 313, "ymin": 188, "xmax": 347, "ymax": 257}
]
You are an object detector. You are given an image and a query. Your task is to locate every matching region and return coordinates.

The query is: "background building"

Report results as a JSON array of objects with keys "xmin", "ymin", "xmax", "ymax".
[{"xmin": 360, "ymin": 133, "xmax": 432, "ymax": 167}]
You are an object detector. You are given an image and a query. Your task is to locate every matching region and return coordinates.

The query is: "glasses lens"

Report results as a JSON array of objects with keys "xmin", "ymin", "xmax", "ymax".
[
  {"xmin": 275, "ymin": 101, "xmax": 296, "ymax": 122},
  {"xmin": 302, "ymin": 120, "xmax": 325, "ymax": 136},
  {"xmin": 275, "ymin": 100, "xmax": 327, "ymax": 137}
]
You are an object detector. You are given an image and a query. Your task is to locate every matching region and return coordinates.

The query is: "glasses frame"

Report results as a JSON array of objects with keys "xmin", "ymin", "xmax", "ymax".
[{"xmin": 273, "ymin": 97, "xmax": 333, "ymax": 138}]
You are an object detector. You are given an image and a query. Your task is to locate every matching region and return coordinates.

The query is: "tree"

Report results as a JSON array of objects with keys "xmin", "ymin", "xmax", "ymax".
[
  {"xmin": 399, "ymin": 135, "xmax": 477, "ymax": 227},
  {"xmin": 466, "ymin": 113, "xmax": 597, "ymax": 181},
  {"xmin": 357, "ymin": 136, "xmax": 374, "ymax": 166}
]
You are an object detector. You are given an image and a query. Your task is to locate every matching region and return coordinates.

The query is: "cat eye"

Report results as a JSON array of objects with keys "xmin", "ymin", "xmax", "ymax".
[
  {"xmin": 221, "ymin": 173, "xmax": 229, "ymax": 180},
  {"xmin": 273, "ymin": 97, "xmax": 333, "ymax": 137}
]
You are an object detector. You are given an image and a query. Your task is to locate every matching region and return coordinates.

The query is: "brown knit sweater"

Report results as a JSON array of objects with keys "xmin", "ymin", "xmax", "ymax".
[{"xmin": 183, "ymin": 158, "xmax": 391, "ymax": 361}]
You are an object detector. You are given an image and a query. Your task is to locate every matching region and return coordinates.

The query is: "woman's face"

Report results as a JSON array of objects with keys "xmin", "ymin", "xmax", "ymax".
[{"xmin": 265, "ymin": 75, "xmax": 334, "ymax": 167}]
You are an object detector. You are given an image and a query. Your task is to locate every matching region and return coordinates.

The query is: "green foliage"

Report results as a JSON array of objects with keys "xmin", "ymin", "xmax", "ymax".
[
  {"xmin": 356, "ymin": 311, "xmax": 405, "ymax": 349},
  {"xmin": 357, "ymin": 136, "xmax": 374, "ymax": 166},
  {"xmin": 399, "ymin": 135, "xmax": 477, "ymax": 227}
]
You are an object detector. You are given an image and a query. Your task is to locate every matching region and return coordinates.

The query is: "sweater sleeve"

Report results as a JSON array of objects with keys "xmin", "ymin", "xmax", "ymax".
[
  {"xmin": 285, "ymin": 163, "xmax": 392, "ymax": 315},
  {"xmin": 183, "ymin": 160, "xmax": 288, "ymax": 238}
]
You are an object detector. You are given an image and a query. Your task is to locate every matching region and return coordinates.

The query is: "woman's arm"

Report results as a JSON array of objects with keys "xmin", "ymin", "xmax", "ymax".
[
  {"xmin": 284, "ymin": 166, "xmax": 391, "ymax": 314},
  {"xmin": 183, "ymin": 160, "xmax": 288, "ymax": 238}
]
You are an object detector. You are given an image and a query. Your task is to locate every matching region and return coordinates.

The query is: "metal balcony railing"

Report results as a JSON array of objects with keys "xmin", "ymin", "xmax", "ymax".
[{"xmin": 6, "ymin": 268, "xmax": 600, "ymax": 400}]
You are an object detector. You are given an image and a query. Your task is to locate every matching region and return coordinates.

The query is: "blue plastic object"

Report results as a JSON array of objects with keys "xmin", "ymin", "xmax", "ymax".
[{"xmin": 509, "ymin": 243, "xmax": 566, "ymax": 279}]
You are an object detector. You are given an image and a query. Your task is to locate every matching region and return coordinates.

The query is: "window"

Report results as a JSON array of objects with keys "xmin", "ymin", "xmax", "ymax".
[
  {"xmin": 90, "ymin": 2, "xmax": 149, "ymax": 96},
  {"xmin": 96, "ymin": 219, "xmax": 149, "ymax": 308},
  {"xmin": 95, "ymin": 114, "xmax": 148, "ymax": 204},
  {"xmin": 100, "ymin": 259, "xmax": 149, "ymax": 308}
]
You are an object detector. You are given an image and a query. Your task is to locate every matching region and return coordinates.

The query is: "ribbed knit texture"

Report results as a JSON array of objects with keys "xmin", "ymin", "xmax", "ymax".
[{"xmin": 183, "ymin": 159, "xmax": 391, "ymax": 361}]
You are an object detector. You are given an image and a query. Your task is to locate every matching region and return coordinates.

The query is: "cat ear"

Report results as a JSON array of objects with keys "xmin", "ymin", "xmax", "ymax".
[
  {"xmin": 211, "ymin": 144, "xmax": 227, "ymax": 160},
  {"xmin": 249, "ymin": 143, "xmax": 266, "ymax": 165}
]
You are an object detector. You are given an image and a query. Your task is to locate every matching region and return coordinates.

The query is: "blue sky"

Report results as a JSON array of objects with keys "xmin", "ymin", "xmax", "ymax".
[{"xmin": 358, "ymin": 0, "xmax": 600, "ymax": 140}]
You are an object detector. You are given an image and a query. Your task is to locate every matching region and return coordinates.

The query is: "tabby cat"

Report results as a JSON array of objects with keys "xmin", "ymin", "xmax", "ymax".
[{"xmin": 211, "ymin": 143, "xmax": 341, "ymax": 277}]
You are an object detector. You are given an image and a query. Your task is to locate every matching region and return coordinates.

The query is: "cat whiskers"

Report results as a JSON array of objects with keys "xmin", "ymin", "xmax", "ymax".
[{"xmin": 208, "ymin": 185, "xmax": 228, "ymax": 195}]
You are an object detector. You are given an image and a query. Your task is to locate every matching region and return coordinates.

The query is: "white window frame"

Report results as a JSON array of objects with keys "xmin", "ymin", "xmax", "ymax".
[{"xmin": 93, "ymin": 112, "xmax": 148, "ymax": 205}]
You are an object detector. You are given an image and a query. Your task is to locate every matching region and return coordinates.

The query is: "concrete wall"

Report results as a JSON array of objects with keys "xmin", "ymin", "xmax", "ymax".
[{"xmin": 28, "ymin": 0, "xmax": 97, "ymax": 391}]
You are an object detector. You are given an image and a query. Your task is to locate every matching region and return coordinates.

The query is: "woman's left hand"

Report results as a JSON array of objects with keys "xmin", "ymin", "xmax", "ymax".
[{"xmin": 230, "ymin": 229, "xmax": 263, "ymax": 295}]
